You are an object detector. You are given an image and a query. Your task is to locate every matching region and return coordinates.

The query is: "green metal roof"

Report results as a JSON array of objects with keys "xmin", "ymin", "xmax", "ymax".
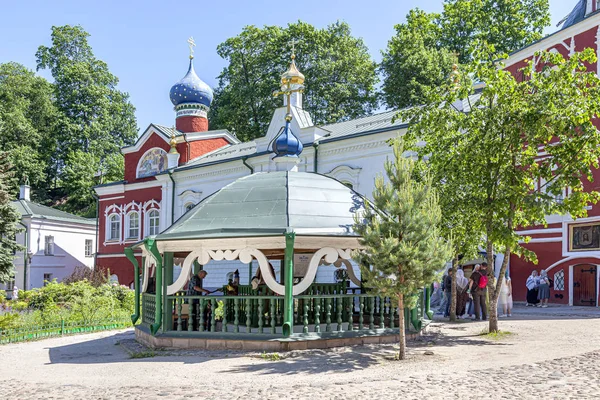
[
  {"xmin": 11, "ymin": 199, "xmax": 96, "ymax": 226},
  {"xmin": 156, "ymin": 171, "xmax": 365, "ymax": 241}
]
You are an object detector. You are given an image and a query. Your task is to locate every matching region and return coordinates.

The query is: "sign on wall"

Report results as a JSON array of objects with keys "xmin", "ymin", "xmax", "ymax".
[{"xmin": 570, "ymin": 223, "xmax": 600, "ymax": 251}]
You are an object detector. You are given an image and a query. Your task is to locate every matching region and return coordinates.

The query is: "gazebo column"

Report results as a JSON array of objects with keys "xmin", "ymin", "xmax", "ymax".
[
  {"xmin": 283, "ymin": 232, "xmax": 295, "ymax": 337},
  {"xmin": 145, "ymin": 238, "xmax": 163, "ymax": 335},
  {"xmin": 125, "ymin": 247, "xmax": 140, "ymax": 324},
  {"xmin": 162, "ymin": 252, "xmax": 174, "ymax": 332}
]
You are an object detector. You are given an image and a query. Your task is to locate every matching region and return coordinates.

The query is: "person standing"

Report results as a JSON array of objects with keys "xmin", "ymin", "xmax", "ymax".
[
  {"xmin": 455, "ymin": 269, "xmax": 469, "ymax": 318},
  {"xmin": 525, "ymin": 270, "xmax": 540, "ymax": 306},
  {"xmin": 537, "ymin": 270, "xmax": 551, "ymax": 308},
  {"xmin": 468, "ymin": 263, "xmax": 489, "ymax": 321},
  {"xmin": 443, "ymin": 269, "xmax": 453, "ymax": 318},
  {"xmin": 187, "ymin": 270, "xmax": 210, "ymax": 330},
  {"xmin": 498, "ymin": 272, "xmax": 513, "ymax": 317}
]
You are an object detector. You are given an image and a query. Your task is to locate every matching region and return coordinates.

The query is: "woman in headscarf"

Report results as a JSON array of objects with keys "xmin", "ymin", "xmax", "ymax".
[
  {"xmin": 498, "ymin": 271, "xmax": 513, "ymax": 317},
  {"xmin": 455, "ymin": 269, "xmax": 470, "ymax": 317},
  {"xmin": 525, "ymin": 270, "xmax": 540, "ymax": 306},
  {"xmin": 537, "ymin": 269, "xmax": 551, "ymax": 308}
]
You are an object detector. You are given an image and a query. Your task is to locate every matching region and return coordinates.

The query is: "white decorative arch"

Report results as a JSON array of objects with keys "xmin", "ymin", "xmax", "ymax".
[
  {"xmin": 136, "ymin": 147, "xmax": 168, "ymax": 179},
  {"xmin": 320, "ymin": 257, "xmax": 361, "ymax": 286},
  {"xmin": 325, "ymin": 165, "xmax": 361, "ymax": 190},
  {"xmin": 166, "ymin": 247, "xmax": 355, "ymax": 296},
  {"xmin": 143, "ymin": 199, "xmax": 161, "ymax": 212},
  {"xmin": 104, "ymin": 204, "xmax": 123, "ymax": 217}
]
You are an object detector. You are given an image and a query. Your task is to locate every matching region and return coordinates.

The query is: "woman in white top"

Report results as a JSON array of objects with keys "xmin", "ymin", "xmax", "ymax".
[{"xmin": 498, "ymin": 272, "xmax": 513, "ymax": 317}]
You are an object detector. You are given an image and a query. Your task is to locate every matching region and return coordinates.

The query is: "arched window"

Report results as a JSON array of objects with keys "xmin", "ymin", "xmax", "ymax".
[
  {"xmin": 147, "ymin": 210, "xmax": 160, "ymax": 236},
  {"xmin": 137, "ymin": 148, "xmax": 168, "ymax": 178},
  {"xmin": 108, "ymin": 214, "xmax": 121, "ymax": 241},
  {"xmin": 184, "ymin": 202, "xmax": 195, "ymax": 213},
  {"xmin": 127, "ymin": 212, "xmax": 140, "ymax": 239}
]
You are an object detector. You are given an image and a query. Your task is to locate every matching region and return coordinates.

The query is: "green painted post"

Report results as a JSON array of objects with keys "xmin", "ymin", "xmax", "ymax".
[
  {"xmin": 380, "ymin": 297, "xmax": 385, "ymax": 329},
  {"xmin": 234, "ymin": 298, "xmax": 240, "ymax": 333},
  {"xmin": 145, "ymin": 239, "xmax": 163, "ymax": 335},
  {"xmin": 258, "ymin": 299, "xmax": 264, "ymax": 333},
  {"xmin": 325, "ymin": 298, "xmax": 331, "ymax": 332},
  {"xmin": 163, "ymin": 252, "xmax": 174, "ymax": 332},
  {"xmin": 425, "ymin": 285, "xmax": 433, "ymax": 320},
  {"xmin": 314, "ymin": 300, "xmax": 321, "ymax": 333},
  {"xmin": 369, "ymin": 297, "xmax": 375, "ymax": 330},
  {"xmin": 359, "ymin": 298, "xmax": 364, "ymax": 330},
  {"xmin": 177, "ymin": 298, "xmax": 182, "ymax": 331},
  {"xmin": 282, "ymin": 232, "xmax": 295, "ymax": 337},
  {"xmin": 211, "ymin": 299, "xmax": 216, "ymax": 332},
  {"xmin": 124, "ymin": 247, "xmax": 140, "ymax": 324},
  {"xmin": 222, "ymin": 300, "xmax": 228, "ymax": 333},
  {"xmin": 245, "ymin": 298, "xmax": 251, "ymax": 333},
  {"xmin": 270, "ymin": 301, "xmax": 276, "ymax": 334},
  {"xmin": 199, "ymin": 300, "xmax": 205, "ymax": 332},
  {"xmin": 303, "ymin": 303, "xmax": 309, "ymax": 334}
]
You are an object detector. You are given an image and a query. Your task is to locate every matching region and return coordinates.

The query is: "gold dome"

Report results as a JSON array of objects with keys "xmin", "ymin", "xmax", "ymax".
[
  {"xmin": 281, "ymin": 54, "xmax": 305, "ymax": 85},
  {"xmin": 169, "ymin": 132, "xmax": 179, "ymax": 154}
]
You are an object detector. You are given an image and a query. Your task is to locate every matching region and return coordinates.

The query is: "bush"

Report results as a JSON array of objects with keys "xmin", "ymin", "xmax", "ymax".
[{"xmin": 63, "ymin": 266, "xmax": 109, "ymax": 287}]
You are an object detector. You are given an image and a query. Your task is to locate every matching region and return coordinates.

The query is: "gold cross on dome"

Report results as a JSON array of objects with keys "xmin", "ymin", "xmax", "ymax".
[
  {"xmin": 187, "ymin": 37, "xmax": 196, "ymax": 58},
  {"xmin": 288, "ymin": 39, "xmax": 299, "ymax": 57}
]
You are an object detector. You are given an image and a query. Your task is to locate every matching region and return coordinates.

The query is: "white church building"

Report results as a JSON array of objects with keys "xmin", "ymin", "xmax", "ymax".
[{"xmin": 94, "ymin": 43, "xmax": 504, "ymax": 288}]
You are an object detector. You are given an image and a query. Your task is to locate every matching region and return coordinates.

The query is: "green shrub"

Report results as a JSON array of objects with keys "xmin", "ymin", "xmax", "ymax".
[{"xmin": 0, "ymin": 313, "xmax": 19, "ymax": 330}]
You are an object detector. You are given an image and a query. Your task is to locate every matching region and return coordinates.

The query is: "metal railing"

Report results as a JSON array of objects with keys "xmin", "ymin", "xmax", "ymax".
[{"xmin": 0, "ymin": 318, "xmax": 133, "ymax": 345}]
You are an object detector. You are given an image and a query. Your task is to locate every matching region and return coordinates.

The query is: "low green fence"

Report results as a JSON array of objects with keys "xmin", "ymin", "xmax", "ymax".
[{"xmin": 0, "ymin": 318, "xmax": 133, "ymax": 345}]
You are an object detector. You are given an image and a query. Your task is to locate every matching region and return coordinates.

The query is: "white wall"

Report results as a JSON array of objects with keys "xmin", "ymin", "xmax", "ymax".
[{"xmin": 24, "ymin": 219, "xmax": 96, "ymax": 289}]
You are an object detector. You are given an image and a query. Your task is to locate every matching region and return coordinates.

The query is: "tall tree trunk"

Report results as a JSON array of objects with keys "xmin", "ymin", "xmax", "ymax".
[
  {"xmin": 449, "ymin": 256, "xmax": 458, "ymax": 321},
  {"xmin": 397, "ymin": 293, "xmax": 406, "ymax": 360},
  {"xmin": 489, "ymin": 246, "xmax": 511, "ymax": 333}
]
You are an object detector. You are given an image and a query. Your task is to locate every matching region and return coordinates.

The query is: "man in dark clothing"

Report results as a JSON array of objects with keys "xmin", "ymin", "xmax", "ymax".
[
  {"xmin": 468, "ymin": 263, "xmax": 488, "ymax": 321},
  {"xmin": 187, "ymin": 270, "xmax": 209, "ymax": 330},
  {"xmin": 443, "ymin": 272, "xmax": 452, "ymax": 318}
]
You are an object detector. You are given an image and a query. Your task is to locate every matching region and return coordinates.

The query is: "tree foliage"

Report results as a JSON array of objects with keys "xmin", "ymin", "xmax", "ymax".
[
  {"xmin": 353, "ymin": 139, "xmax": 452, "ymax": 359},
  {"xmin": 400, "ymin": 48, "xmax": 600, "ymax": 332},
  {"xmin": 209, "ymin": 21, "xmax": 379, "ymax": 142},
  {"xmin": 0, "ymin": 152, "xmax": 24, "ymax": 282},
  {"xmin": 36, "ymin": 25, "xmax": 137, "ymax": 214},
  {"xmin": 0, "ymin": 62, "xmax": 58, "ymax": 197},
  {"xmin": 381, "ymin": 1, "xmax": 550, "ymax": 109}
]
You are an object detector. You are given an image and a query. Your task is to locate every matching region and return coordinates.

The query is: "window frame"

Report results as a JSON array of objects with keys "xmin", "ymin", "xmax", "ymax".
[
  {"xmin": 147, "ymin": 209, "xmax": 160, "ymax": 236},
  {"xmin": 43, "ymin": 273, "xmax": 52, "ymax": 286},
  {"xmin": 126, "ymin": 211, "xmax": 140, "ymax": 240},
  {"xmin": 108, "ymin": 213, "xmax": 121, "ymax": 241},
  {"xmin": 44, "ymin": 236, "xmax": 54, "ymax": 256},
  {"xmin": 85, "ymin": 239, "xmax": 93, "ymax": 257}
]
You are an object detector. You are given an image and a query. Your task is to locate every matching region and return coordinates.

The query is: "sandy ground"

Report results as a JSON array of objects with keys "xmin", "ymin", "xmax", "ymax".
[{"xmin": 1, "ymin": 305, "xmax": 599, "ymax": 399}]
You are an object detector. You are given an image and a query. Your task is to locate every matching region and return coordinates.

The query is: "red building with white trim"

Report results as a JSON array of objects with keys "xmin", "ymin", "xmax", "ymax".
[
  {"xmin": 94, "ymin": 51, "xmax": 238, "ymax": 286},
  {"xmin": 507, "ymin": 0, "xmax": 600, "ymax": 306}
]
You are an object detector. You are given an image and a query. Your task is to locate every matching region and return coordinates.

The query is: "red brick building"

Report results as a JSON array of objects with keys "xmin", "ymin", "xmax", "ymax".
[
  {"xmin": 507, "ymin": 0, "xmax": 600, "ymax": 306},
  {"xmin": 94, "ymin": 54, "xmax": 238, "ymax": 286}
]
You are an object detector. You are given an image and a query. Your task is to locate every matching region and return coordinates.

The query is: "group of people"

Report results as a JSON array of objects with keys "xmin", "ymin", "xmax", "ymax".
[
  {"xmin": 439, "ymin": 262, "xmax": 514, "ymax": 320},
  {"xmin": 525, "ymin": 269, "xmax": 552, "ymax": 307}
]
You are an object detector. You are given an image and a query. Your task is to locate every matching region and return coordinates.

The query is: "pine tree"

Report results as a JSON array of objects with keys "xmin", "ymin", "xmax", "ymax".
[
  {"xmin": 0, "ymin": 152, "xmax": 24, "ymax": 282},
  {"xmin": 353, "ymin": 139, "xmax": 452, "ymax": 360}
]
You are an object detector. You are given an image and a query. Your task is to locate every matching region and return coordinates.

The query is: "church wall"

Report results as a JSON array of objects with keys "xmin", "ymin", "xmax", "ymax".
[
  {"xmin": 124, "ymin": 132, "xmax": 171, "ymax": 182},
  {"xmin": 188, "ymin": 137, "xmax": 230, "ymax": 161}
]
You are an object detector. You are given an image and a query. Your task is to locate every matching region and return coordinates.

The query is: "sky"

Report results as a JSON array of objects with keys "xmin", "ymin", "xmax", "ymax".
[{"xmin": 0, "ymin": 0, "xmax": 577, "ymax": 133}]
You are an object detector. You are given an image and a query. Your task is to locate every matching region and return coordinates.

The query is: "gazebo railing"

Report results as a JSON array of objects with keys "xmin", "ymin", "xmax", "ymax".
[{"xmin": 156, "ymin": 291, "xmax": 426, "ymax": 336}]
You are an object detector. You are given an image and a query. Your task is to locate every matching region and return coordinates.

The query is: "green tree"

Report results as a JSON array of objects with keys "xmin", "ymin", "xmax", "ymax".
[
  {"xmin": 381, "ymin": 9, "xmax": 457, "ymax": 109},
  {"xmin": 209, "ymin": 21, "xmax": 379, "ymax": 142},
  {"xmin": 440, "ymin": 0, "xmax": 550, "ymax": 63},
  {"xmin": 353, "ymin": 139, "xmax": 452, "ymax": 360},
  {"xmin": 381, "ymin": 1, "xmax": 550, "ymax": 109},
  {"xmin": 0, "ymin": 62, "xmax": 58, "ymax": 198},
  {"xmin": 0, "ymin": 152, "xmax": 24, "ymax": 282},
  {"xmin": 400, "ymin": 48, "xmax": 600, "ymax": 333},
  {"xmin": 36, "ymin": 25, "xmax": 136, "ymax": 213}
]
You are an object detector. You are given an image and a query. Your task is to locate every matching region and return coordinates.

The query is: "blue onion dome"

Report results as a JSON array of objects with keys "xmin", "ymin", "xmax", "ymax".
[
  {"xmin": 273, "ymin": 118, "xmax": 303, "ymax": 158},
  {"xmin": 169, "ymin": 58, "xmax": 213, "ymax": 108}
]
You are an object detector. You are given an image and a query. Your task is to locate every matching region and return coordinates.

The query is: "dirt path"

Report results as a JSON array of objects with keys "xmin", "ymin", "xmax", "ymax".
[{"xmin": 1, "ymin": 305, "xmax": 599, "ymax": 399}]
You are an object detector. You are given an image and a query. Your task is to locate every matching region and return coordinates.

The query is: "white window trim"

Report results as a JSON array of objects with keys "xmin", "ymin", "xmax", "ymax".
[
  {"xmin": 85, "ymin": 239, "xmax": 93, "ymax": 257},
  {"xmin": 325, "ymin": 165, "xmax": 361, "ymax": 191},
  {"xmin": 146, "ymin": 209, "xmax": 161, "ymax": 237},
  {"xmin": 125, "ymin": 211, "xmax": 140, "ymax": 240},
  {"xmin": 44, "ymin": 236, "xmax": 54, "ymax": 256},
  {"xmin": 107, "ymin": 213, "xmax": 121, "ymax": 242}
]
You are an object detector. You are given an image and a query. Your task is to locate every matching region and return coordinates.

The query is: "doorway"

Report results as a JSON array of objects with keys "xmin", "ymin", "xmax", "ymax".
[{"xmin": 573, "ymin": 264, "xmax": 597, "ymax": 306}]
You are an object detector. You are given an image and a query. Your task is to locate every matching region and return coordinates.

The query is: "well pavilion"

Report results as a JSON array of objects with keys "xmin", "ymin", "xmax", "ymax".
[{"xmin": 127, "ymin": 51, "xmax": 432, "ymax": 350}]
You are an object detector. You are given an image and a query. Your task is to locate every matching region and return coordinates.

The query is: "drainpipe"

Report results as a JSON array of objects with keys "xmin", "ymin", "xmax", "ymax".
[
  {"xmin": 145, "ymin": 238, "xmax": 163, "ymax": 335},
  {"xmin": 91, "ymin": 190, "xmax": 99, "ymax": 268},
  {"xmin": 17, "ymin": 221, "xmax": 28, "ymax": 290},
  {"xmin": 312, "ymin": 142, "xmax": 319, "ymax": 173},
  {"xmin": 125, "ymin": 247, "xmax": 140, "ymax": 324},
  {"xmin": 282, "ymin": 232, "xmax": 295, "ymax": 337},
  {"xmin": 242, "ymin": 156, "xmax": 254, "ymax": 174},
  {"xmin": 168, "ymin": 171, "xmax": 176, "ymax": 225}
]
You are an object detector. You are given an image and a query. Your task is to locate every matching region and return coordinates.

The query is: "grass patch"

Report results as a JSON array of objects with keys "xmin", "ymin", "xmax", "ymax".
[
  {"xmin": 480, "ymin": 330, "xmax": 513, "ymax": 340},
  {"xmin": 129, "ymin": 350, "xmax": 156, "ymax": 359},
  {"xmin": 260, "ymin": 352, "xmax": 281, "ymax": 361}
]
